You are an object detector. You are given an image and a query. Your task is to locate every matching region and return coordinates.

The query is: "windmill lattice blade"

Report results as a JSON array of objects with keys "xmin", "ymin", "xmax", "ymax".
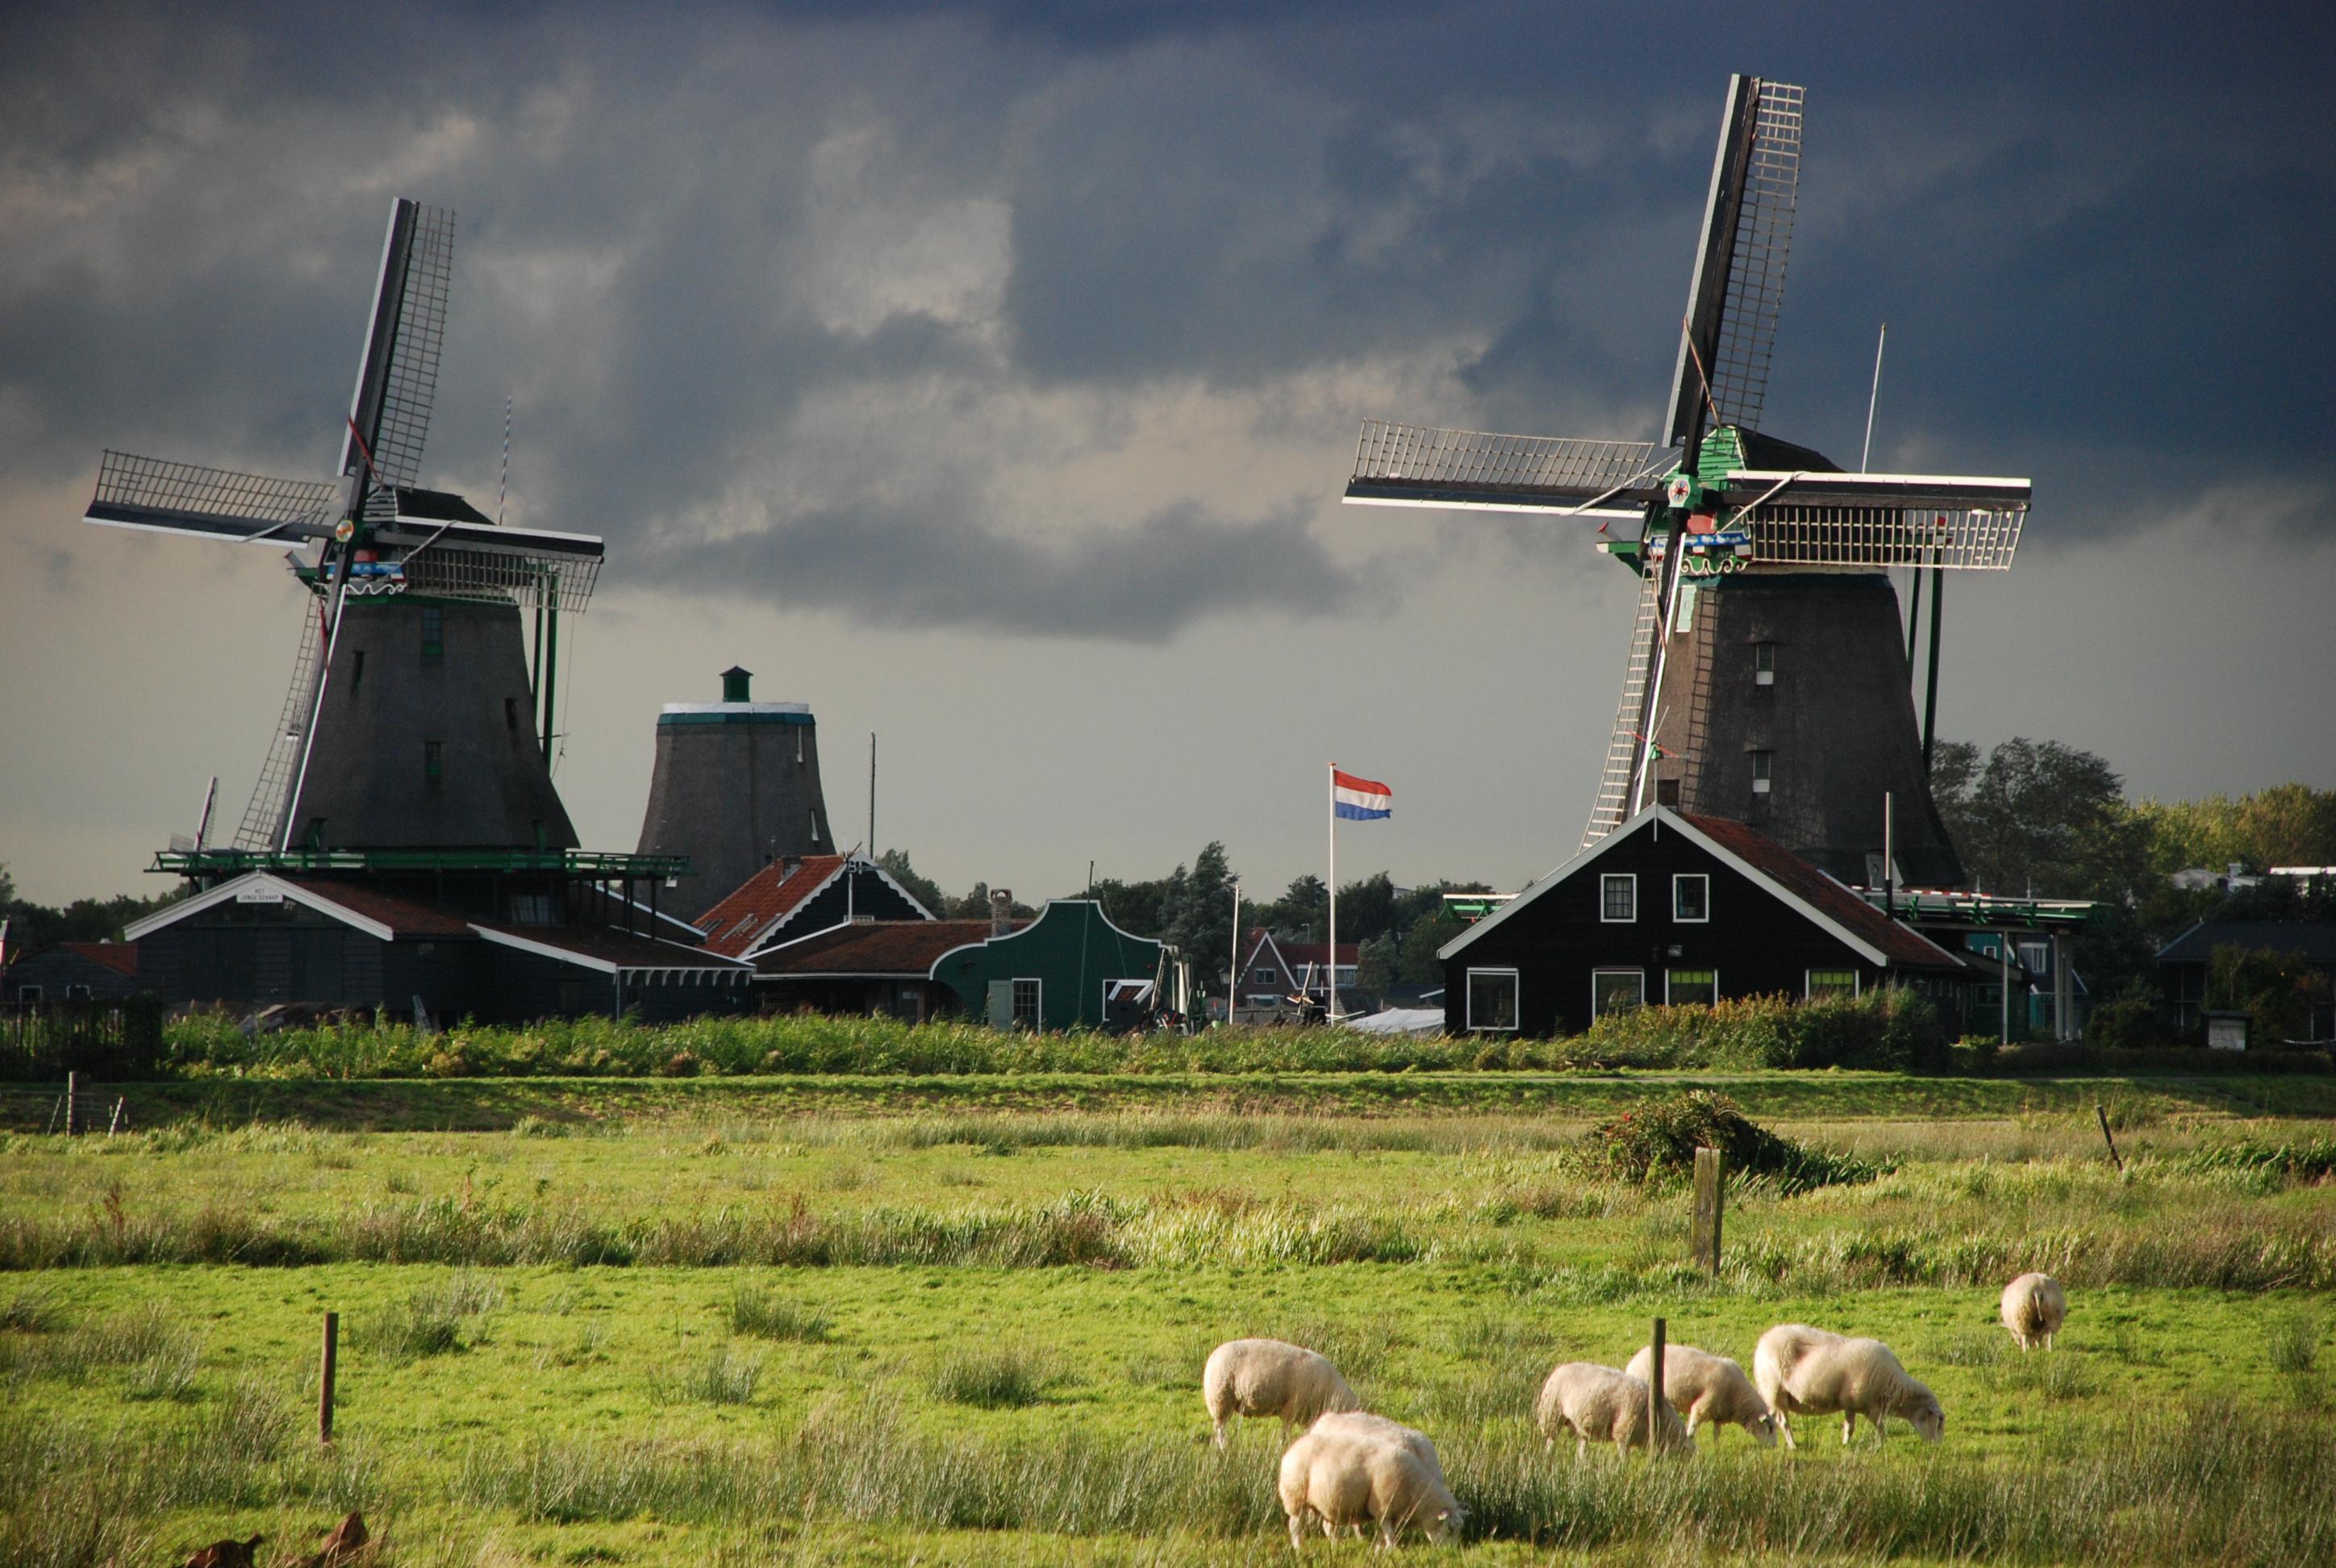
[
  {"xmin": 1345, "ymin": 420, "xmax": 1668, "ymax": 511},
  {"xmin": 1744, "ymin": 501, "xmax": 2027, "ymax": 570},
  {"xmin": 232, "ymin": 600, "xmax": 329, "ymax": 851},
  {"xmin": 371, "ymin": 204, "xmax": 454, "ymax": 488},
  {"xmin": 1583, "ymin": 562, "xmax": 1666, "ymax": 849},
  {"xmin": 86, "ymin": 450, "xmax": 340, "ymax": 544},
  {"xmin": 1706, "ymin": 80, "xmax": 1801, "ymax": 434}
]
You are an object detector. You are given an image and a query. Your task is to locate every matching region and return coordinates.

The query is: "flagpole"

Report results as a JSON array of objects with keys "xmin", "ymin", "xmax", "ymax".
[{"xmin": 1326, "ymin": 761, "xmax": 1337, "ymax": 1022}]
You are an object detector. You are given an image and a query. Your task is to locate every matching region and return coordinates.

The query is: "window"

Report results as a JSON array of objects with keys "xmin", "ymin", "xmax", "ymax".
[
  {"xmin": 1674, "ymin": 874, "xmax": 1710, "ymax": 923},
  {"xmin": 1750, "ymin": 749, "xmax": 1773, "ymax": 794},
  {"xmin": 509, "ymin": 894, "xmax": 553, "ymax": 926},
  {"xmin": 15, "ymin": 985, "xmax": 41, "ymax": 1004},
  {"xmin": 351, "ymin": 649, "xmax": 366, "ymax": 694},
  {"xmin": 1591, "ymin": 970, "xmax": 1644, "ymax": 1018},
  {"xmin": 420, "ymin": 607, "xmax": 443, "ymax": 665},
  {"xmin": 1011, "ymin": 978, "xmax": 1041, "ymax": 1029},
  {"xmin": 1673, "ymin": 582, "xmax": 1700, "ymax": 634},
  {"xmin": 1807, "ymin": 969, "xmax": 1859, "ymax": 999},
  {"xmin": 1466, "ymin": 969, "xmax": 1519, "ymax": 1032},
  {"xmin": 809, "ymin": 809, "xmax": 821, "ymax": 843},
  {"xmin": 1251, "ymin": 967, "xmax": 1278, "ymax": 984},
  {"xmin": 1600, "ymin": 874, "xmax": 1637, "ymax": 923},
  {"xmin": 1754, "ymin": 641, "xmax": 1776, "ymax": 686},
  {"xmin": 67, "ymin": 984, "xmax": 93, "ymax": 1001},
  {"xmin": 423, "ymin": 740, "xmax": 443, "ymax": 783},
  {"xmin": 1666, "ymin": 969, "xmax": 1718, "ymax": 1007},
  {"xmin": 2018, "ymin": 941, "xmax": 2050, "ymax": 975}
]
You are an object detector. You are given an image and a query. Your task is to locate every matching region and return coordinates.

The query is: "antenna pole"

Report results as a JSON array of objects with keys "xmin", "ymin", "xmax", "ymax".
[
  {"xmin": 540, "ymin": 576, "xmax": 560, "ymax": 763},
  {"xmin": 1860, "ymin": 323, "xmax": 1886, "ymax": 473},
  {"xmin": 1326, "ymin": 762, "xmax": 1337, "ymax": 1021},
  {"xmin": 498, "ymin": 395, "xmax": 512, "ymax": 525},
  {"xmin": 1921, "ymin": 560, "xmax": 1945, "ymax": 774},
  {"xmin": 868, "ymin": 732, "xmax": 877, "ymax": 856},
  {"xmin": 1883, "ymin": 791, "xmax": 1896, "ymax": 914}
]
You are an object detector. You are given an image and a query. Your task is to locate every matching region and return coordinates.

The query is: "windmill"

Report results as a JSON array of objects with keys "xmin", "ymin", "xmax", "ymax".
[
  {"xmin": 1343, "ymin": 76, "xmax": 2029, "ymax": 888},
  {"xmin": 82, "ymin": 199, "xmax": 604, "ymax": 854}
]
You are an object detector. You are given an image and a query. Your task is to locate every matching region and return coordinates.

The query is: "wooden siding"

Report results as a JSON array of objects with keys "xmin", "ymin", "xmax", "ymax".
[{"xmin": 1442, "ymin": 824, "xmax": 1885, "ymax": 1037}]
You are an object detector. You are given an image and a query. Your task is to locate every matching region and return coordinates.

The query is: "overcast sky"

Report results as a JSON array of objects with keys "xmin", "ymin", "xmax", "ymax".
[{"xmin": 3, "ymin": 0, "xmax": 2331, "ymax": 907}]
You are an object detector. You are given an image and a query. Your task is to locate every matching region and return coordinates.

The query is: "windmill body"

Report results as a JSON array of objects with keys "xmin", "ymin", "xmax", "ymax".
[
  {"xmin": 1345, "ymin": 76, "xmax": 2029, "ymax": 889},
  {"xmin": 82, "ymin": 200, "xmax": 602, "ymax": 855}
]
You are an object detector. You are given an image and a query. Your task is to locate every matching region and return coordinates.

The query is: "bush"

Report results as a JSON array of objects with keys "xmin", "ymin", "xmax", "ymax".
[
  {"xmin": 1581, "ymin": 1090, "xmax": 1885, "ymax": 1192},
  {"xmin": 1572, "ymin": 989, "xmax": 1946, "ymax": 1072}
]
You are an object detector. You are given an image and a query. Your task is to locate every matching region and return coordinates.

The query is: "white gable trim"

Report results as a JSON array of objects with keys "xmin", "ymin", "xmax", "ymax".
[
  {"xmin": 123, "ymin": 873, "xmax": 400, "ymax": 944},
  {"xmin": 471, "ymin": 924, "xmax": 753, "ymax": 976},
  {"xmin": 1439, "ymin": 807, "xmax": 1929, "ymax": 970},
  {"xmin": 742, "ymin": 853, "xmax": 937, "ymax": 953}
]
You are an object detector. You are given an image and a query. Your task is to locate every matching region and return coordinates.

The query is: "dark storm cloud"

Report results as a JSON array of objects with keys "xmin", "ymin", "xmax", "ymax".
[
  {"xmin": 637, "ymin": 498, "xmax": 1372, "ymax": 641},
  {"xmin": 5, "ymin": 0, "xmax": 2331, "ymax": 653}
]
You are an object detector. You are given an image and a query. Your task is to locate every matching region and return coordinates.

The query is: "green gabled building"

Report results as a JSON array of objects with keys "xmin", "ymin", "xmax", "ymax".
[{"xmin": 929, "ymin": 900, "xmax": 1164, "ymax": 1032}]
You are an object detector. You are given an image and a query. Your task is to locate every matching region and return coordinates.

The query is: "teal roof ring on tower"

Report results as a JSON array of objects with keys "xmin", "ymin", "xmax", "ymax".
[{"xmin": 637, "ymin": 665, "xmax": 833, "ymax": 921}]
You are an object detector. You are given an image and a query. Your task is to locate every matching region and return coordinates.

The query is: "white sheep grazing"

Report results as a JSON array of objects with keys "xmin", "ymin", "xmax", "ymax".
[
  {"xmin": 1202, "ymin": 1338, "xmax": 1358, "ymax": 1448},
  {"xmin": 2000, "ymin": 1273, "xmax": 2068, "ymax": 1351},
  {"xmin": 1753, "ymin": 1324, "xmax": 1944, "ymax": 1449},
  {"xmin": 1534, "ymin": 1362, "xmax": 1691, "ymax": 1458},
  {"xmin": 1278, "ymin": 1422, "xmax": 1463, "ymax": 1549},
  {"xmin": 1309, "ymin": 1411, "xmax": 1450, "ymax": 1489},
  {"xmin": 1623, "ymin": 1342, "xmax": 1779, "ymax": 1446}
]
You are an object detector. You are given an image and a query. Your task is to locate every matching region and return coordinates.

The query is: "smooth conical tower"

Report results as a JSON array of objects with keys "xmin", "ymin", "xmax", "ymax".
[{"xmin": 635, "ymin": 666, "xmax": 833, "ymax": 920}]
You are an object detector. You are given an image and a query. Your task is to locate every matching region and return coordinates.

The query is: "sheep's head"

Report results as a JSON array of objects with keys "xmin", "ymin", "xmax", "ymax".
[
  {"xmin": 1746, "ymin": 1410, "xmax": 1781, "ymax": 1447},
  {"xmin": 1909, "ymin": 1398, "xmax": 1945, "ymax": 1443},
  {"xmin": 1421, "ymin": 1504, "xmax": 1466, "ymax": 1545}
]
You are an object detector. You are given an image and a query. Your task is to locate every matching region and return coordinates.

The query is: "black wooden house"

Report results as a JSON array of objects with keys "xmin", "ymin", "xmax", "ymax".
[{"xmin": 1439, "ymin": 807, "xmax": 1967, "ymax": 1036}]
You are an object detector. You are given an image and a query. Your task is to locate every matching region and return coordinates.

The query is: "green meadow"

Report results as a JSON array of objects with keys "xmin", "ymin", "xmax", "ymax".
[{"xmin": 3, "ymin": 1079, "xmax": 2332, "ymax": 1565}]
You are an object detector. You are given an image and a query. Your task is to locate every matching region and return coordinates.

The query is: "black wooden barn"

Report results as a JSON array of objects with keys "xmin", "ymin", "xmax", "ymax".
[{"xmin": 1439, "ymin": 806, "xmax": 1968, "ymax": 1036}]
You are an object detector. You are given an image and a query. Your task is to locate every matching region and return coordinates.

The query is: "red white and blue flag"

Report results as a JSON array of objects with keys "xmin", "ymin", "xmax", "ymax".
[{"xmin": 1332, "ymin": 769, "xmax": 1392, "ymax": 821}]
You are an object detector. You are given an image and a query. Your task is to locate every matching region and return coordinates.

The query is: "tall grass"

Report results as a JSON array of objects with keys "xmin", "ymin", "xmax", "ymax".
[
  {"xmin": 152, "ymin": 988, "xmax": 1959, "ymax": 1079},
  {"xmin": 929, "ymin": 1346, "xmax": 1057, "ymax": 1409}
]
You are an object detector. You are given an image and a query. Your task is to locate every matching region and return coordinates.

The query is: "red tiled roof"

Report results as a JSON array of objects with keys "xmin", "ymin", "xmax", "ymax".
[
  {"xmin": 754, "ymin": 920, "xmax": 1002, "ymax": 978},
  {"xmin": 696, "ymin": 855, "xmax": 850, "ymax": 957},
  {"xmin": 60, "ymin": 942, "xmax": 140, "ymax": 977},
  {"xmin": 282, "ymin": 879, "xmax": 475, "ymax": 938},
  {"xmin": 1679, "ymin": 815, "xmax": 1967, "ymax": 970}
]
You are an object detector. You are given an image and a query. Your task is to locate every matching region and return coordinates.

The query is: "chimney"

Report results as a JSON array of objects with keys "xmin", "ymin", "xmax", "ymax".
[
  {"xmin": 989, "ymin": 888, "xmax": 1012, "ymax": 936},
  {"xmin": 780, "ymin": 855, "xmax": 803, "ymax": 877},
  {"xmin": 720, "ymin": 665, "xmax": 753, "ymax": 703}
]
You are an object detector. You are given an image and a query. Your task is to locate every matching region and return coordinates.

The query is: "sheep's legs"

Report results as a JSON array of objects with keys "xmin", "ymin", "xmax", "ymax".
[
  {"xmin": 1775, "ymin": 1414, "xmax": 1797, "ymax": 1450},
  {"xmin": 1285, "ymin": 1511, "xmax": 1307, "ymax": 1552},
  {"xmin": 1842, "ymin": 1412, "xmax": 1855, "ymax": 1445}
]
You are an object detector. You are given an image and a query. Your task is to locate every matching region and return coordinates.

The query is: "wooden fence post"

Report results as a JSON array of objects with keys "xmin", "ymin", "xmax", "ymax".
[
  {"xmin": 2095, "ymin": 1105, "xmax": 2123, "ymax": 1172},
  {"xmin": 319, "ymin": 1312, "xmax": 339, "ymax": 1445},
  {"xmin": 1691, "ymin": 1146, "xmax": 1724, "ymax": 1276},
  {"xmin": 1648, "ymin": 1316, "xmax": 1666, "ymax": 1455},
  {"xmin": 64, "ymin": 1070, "xmax": 78, "ymax": 1136}
]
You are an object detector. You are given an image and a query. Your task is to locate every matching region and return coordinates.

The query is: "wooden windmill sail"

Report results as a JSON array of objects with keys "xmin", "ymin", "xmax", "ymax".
[
  {"xmin": 83, "ymin": 199, "xmax": 604, "ymax": 853},
  {"xmin": 1344, "ymin": 77, "xmax": 2029, "ymax": 888}
]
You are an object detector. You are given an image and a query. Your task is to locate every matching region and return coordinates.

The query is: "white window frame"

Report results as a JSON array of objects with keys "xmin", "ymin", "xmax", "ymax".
[
  {"xmin": 1805, "ymin": 968, "xmax": 1861, "ymax": 999},
  {"xmin": 1590, "ymin": 968, "xmax": 1645, "ymax": 1019},
  {"xmin": 1665, "ymin": 967, "xmax": 1720, "ymax": 1007},
  {"xmin": 16, "ymin": 984, "xmax": 42, "ymax": 1004},
  {"xmin": 1750, "ymin": 750, "xmax": 1773, "ymax": 794},
  {"xmin": 1754, "ymin": 640, "xmax": 1776, "ymax": 686},
  {"xmin": 1673, "ymin": 873, "xmax": 1710, "ymax": 924},
  {"xmin": 66, "ymin": 983, "xmax": 94, "ymax": 1001},
  {"xmin": 1465, "ymin": 968, "xmax": 1520, "ymax": 1033},
  {"xmin": 1600, "ymin": 873, "xmax": 1637, "ymax": 924},
  {"xmin": 1010, "ymin": 977, "xmax": 1042, "ymax": 1028}
]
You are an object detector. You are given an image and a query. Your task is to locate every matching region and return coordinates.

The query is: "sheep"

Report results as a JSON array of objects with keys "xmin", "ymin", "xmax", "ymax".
[
  {"xmin": 1623, "ymin": 1342, "xmax": 1779, "ymax": 1446},
  {"xmin": 1309, "ymin": 1410, "xmax": 1450, "ymax": 1489},
  {"xmin": 1202, "ymin": 1337, "xmax": 1358, "ymax": 1448},
  {"xmin": 2000, "ymin": 1273, "xmax": 2068, "ymax": 1352},
  {"xmin": 1278, "ymin": 1420, "xmax": 1463, "ymax": 1549},
  {"xmin": 1534, "ymin": 1362, "xmax": 1691, "ymax": 1458},
  {"xmin": 1753, "ymin": 1324, "xmax": 1944, "ymax": 1448},
  {"xmin": 181, "ymin": 1537, "xmax": 265, "ymax": 1568}
]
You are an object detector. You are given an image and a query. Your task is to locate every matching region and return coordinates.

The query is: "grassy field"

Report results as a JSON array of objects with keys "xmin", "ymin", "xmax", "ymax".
[{"xmin": 3, "ymin": 1080, "xmax": 2333, "ymax": 1565}]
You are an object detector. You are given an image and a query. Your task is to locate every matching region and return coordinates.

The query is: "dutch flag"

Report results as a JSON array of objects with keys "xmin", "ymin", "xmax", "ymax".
[{"xmin": 1332, "ymin": 768, "xmax": 1393, "ymax": 821}]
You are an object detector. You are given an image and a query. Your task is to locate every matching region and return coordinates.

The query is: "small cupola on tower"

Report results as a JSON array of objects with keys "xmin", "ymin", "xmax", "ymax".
[{"xmin": 720, "ymin": 665, "xmax": 753, "ymax": 704}]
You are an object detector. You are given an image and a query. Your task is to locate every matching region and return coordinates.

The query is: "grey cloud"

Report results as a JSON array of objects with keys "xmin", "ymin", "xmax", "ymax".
[{"xmin": 632, "ymin": 498, "xmax": 1379, "ymax": 641}]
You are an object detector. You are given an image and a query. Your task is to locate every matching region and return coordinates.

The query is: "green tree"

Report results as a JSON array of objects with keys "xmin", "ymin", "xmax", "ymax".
[
  {"xmin": 1164, "ymin": 841, "xmax": 1236, "ymax": 993},
  {"xmin": 1262, "ymin": 874, "xmax": 1326, "ymax": 941},
  {"xmin": 1333, "ymin": 872, "xmax": 1399, "ymax": 945},
  {"xmin": 1934, "ymin": 737, "xmax": 2148, "ymax": 902},
  {"xmin": 1356, "ymin": 934, "xmax": 1399, "ymax": 997},
  {"xmin": 874, "ymin": 849, "xmax": 947, "ymax": 915},
  {"xmin": 1399, "ymin": 911, "xmax": 1465, "ymax": 985}
]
